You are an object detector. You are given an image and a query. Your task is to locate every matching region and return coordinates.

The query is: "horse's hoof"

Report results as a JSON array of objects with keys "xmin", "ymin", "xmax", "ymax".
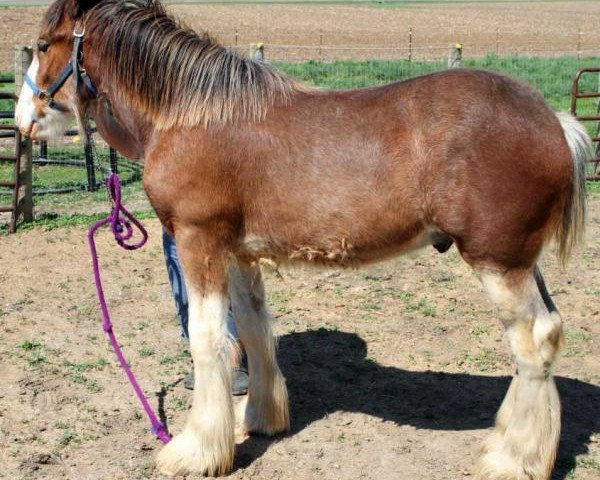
[{"xmin": 156, "ymin": 428, "xmax": 233, "ymax": 477}]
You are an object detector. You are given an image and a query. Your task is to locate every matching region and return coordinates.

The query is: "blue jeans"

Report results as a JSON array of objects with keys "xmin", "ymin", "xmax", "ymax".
[{"xmin": 162, "ymin": 230, "xmax": 239, "ymax": 341}]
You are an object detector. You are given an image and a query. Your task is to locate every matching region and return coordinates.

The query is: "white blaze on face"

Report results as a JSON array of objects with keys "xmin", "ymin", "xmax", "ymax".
[
  {"xmin": 15, "ymin": 55, "xmax": 71, "ymax": 141},
  {"xmin": 15, "ymin": 56, "xmax": 38, "ymax": 135}
]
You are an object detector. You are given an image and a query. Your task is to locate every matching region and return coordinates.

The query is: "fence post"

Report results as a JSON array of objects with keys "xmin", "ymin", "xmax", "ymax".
[
  {"xmin": 319, "ymin": 32, "xmax": 323, "ymax": 62},
  {"xmin": 109, "ymin": 147, "xmax": 118, "ymax": 174},
  {"xmin": 14, "ymin": 45, "xmax": 33, "ymax": 223},
  {"xmin": 448, "ymin": 43, "xmax": 463, "ymax": 69},
  {"xmin": 40, "ymin": 141, "xmax": 47, "ymax": 161},
  {"xmin": 495, "ymin": 29, "xmax": 499, "ymax": 56},
  {"xmin": 251, "ymin": 43, "xmax": 265, "ymax": 61},
  {"xmin": 408, "ymin": 27, "xmax": 413, "ymax": 62},
  {"xmin": 84, "ymin": 137, "xmax": 96, "ymax": 191},
  {"xmin": 596, "ymin": 73, "xmax": 600, "ymax": 167}
]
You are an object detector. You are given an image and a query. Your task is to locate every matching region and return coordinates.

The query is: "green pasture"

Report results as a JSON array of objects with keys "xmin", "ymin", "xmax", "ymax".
[
  {"xmin": 1, "ymin": 54, "xmax": 599, "ymax": 233},
  {"xmin": 276, "ymin": 54, "xmax": 600, "ymax": 111}
]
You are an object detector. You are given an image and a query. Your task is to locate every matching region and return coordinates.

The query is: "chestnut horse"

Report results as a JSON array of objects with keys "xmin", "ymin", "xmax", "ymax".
[{"xmin": 16, "ymin": 0, "xmax": 590, "ymax": 478}]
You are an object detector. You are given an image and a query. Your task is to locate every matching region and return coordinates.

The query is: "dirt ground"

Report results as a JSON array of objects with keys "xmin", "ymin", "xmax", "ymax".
[
  {"xmin": 0, "ymin": 193, "xmax": 598, "ymax": 480},
  {"xmin": 1, "ymin": 1, "xmax": 600, "ymax": 68}
]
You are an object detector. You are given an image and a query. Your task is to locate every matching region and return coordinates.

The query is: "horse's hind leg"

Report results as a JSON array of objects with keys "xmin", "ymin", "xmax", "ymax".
[
  {"xmin": 156, "ymin": 227, "xmax": 235, "ymax": 476},
  {"xmin": 475, "ymin": 266, "xmax": 563, "ymax": 480},
  {"xmin": 229, "ymin": 259, "xmax": 290, "ymax": 437}
]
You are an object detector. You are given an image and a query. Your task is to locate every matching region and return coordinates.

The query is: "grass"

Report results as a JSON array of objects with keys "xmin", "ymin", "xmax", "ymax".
[
  {"xmin": 138, "ymin": 345, "xmax": 156, "ymax": 357},
  {"xmin": 471, "ymin": 325, "xmax": 491, "ymax": 337},
  {"xmin": 159, "ymin": 348, "xmax": 190, "ymax": 366},
  {"xmin": 15, "ymin": 337, "xmax": 108, "ymax": 392},
  {"xmin": 0, "ymin": 74, "xmax": 15, "ymax": 121},
  {"xmin": 277, "ymin": 54, "xmax": 600, "ymax": 96},
  {"xmin": 0, "ymin": 155, "xmax": 142, "ymax": 193},
  {"xmin": 16, "ymin": 339, "xmax": 48, "ymax": 368},
  {"xmin": 62, "ymin": 357, "xmax": 108, "ymax": 393},
  {"xmin": 457, "ymin": 348, "xmax": 504, "ymax": 372},
  {"xmin": 17, "ymin": 339, "xmax": 42, "ymax": 351},
  {"xmin": 587, "ymin": 181, "xmax": 600, "ymax": 195},
  {"xmin": 404, "ymin": 297, "xmax": 437, "ymax": 317},
  {"xmin": 563, "ymin": 328, "xmax": 592, "ymax": 358},
  {"xmin": 566, "ymin": 455, "xmax": 600, "ymax": 478}
]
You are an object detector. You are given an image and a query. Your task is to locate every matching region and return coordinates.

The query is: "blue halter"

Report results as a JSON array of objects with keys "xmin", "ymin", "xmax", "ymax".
[{"xmin": 25, "ymin": 24, "xmax": 97, "ymax": 111}]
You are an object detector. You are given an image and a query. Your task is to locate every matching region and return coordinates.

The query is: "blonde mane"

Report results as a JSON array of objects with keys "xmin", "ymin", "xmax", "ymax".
[{"xmin": 78, "ymin": 0, "xmax": 296, "ymax": 129}]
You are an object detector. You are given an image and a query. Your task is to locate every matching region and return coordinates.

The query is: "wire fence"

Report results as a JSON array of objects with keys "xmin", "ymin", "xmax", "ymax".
[
  {"xmin": 215, "ymin": 27, "xmax": 600, "ymax": 63},
  {"xmin": 253, "ymin": 44, "xmax": 600, "ymax": 62},
  {"xmin": 0, "ymin": 129, "xmax": 141, "ymax": 197}
]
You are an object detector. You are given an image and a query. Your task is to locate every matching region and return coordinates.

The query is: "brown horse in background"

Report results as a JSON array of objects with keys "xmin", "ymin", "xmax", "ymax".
[{"xmin": 16, "ymin": 1, "xmax": 590, "ymax": 478}]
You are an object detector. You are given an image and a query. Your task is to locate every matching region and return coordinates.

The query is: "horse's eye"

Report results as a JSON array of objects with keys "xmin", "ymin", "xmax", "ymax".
[{"xmin": 37, "ymin": 40, "xmax": 50, "ymax": 53}]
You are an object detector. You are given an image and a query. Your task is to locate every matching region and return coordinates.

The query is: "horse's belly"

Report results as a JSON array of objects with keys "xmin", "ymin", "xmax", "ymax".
[{"xmin": 237, "ymin": 225, "xmax": 445, "ymax": 267}]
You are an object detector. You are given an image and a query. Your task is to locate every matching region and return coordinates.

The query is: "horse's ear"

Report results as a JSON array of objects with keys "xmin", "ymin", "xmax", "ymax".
[{"xmin": 65, "ymin": 0, "xmax": 102, "ymax": 19}]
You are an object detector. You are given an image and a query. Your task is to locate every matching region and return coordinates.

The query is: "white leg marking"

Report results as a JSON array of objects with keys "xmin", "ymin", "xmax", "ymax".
[
  {"xmin": 229, "ymin": 261, "xmax": 290, "ymax": 437},
  {"xmin": 476, "ymin": 270, "xmax": 562, "ymax": 480},
  {"xmin": 156, "ymin": 290, "xmax": 235, "ymax": 477}
]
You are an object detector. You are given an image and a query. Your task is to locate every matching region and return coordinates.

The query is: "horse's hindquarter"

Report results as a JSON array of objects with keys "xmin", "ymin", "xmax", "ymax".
[{"xmin": 412, "ymin": 70, "xmax": 573, "ymax": 267}]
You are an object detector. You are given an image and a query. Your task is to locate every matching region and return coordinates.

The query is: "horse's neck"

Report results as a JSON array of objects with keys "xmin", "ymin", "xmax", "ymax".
[{"xmin": 91, "ymin": 96, "xmax": 149, "ymax": 161}]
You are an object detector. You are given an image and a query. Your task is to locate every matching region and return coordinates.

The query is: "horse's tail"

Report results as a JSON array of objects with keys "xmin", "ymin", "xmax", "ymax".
[{"xmin": 554, "ymin": 111, "xmax": 590, "ymax": 266}]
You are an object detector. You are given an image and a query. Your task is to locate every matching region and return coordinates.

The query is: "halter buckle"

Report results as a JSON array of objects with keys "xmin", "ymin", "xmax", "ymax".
[
  {"xmin": 39, "ymin": 90, "xmax": 52, "ymax": 105},
  {"xmin": 73, "ymin": 23, "xmax": 85, "ymax": 38}
]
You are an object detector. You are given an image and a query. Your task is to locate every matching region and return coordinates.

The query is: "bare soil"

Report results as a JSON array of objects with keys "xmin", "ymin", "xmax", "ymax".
[
  {"xmin": 0, "ymin": 195, "xmax": 598, "ymax": 480},
  {"xmin": 1, "ymin": 1, "xmax": 600, "ymax": 68}
]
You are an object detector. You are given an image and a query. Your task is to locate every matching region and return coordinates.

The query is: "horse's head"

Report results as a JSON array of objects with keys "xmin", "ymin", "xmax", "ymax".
[{"xmin": 16, "ymin": 0, "xmax": 100, "ymax": 140}]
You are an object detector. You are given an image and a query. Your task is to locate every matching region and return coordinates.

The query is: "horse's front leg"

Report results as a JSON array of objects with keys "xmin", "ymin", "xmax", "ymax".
[{"xmin": 156, "ymin": 226, "xmax": 235, "ymax": 477}]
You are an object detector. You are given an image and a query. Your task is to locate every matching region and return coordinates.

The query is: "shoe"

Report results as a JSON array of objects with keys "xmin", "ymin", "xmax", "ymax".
[
  {"xmin": 184, "ymin": 371, "xmax": 194, "ymax": 390},
  {"xmin": 231, "ymin": 366, "xmax": 249, "ymax": 396},
  {"xmin": 183, "ymin": 366, "xmax": 249, "ymax": 395}
]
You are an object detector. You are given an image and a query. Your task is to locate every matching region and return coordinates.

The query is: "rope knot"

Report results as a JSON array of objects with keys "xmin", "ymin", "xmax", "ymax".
[{"xmin": 105, "ymin": 173, "xmax": 148, "ymax": 250}]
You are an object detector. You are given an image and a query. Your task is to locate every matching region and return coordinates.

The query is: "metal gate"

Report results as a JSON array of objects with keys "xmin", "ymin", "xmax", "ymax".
[
  {"xmin": 0, "ymin": 92, "xmax": 23, "ymax": 233},
  {"xmin": 570, "ymin": 67, "xmax": 600, "ymax": 181}
]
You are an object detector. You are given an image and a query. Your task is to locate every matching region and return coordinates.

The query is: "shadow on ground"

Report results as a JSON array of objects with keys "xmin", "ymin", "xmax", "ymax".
[{"xmin": 230, "ymin": 329, "xmax": 599, "ymax": 479}]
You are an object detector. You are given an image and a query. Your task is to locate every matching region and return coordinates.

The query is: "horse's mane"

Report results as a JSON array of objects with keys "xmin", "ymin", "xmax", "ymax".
[{"xmin": 47, "ymin": 0, "xmax": 296, "ymax": 129}]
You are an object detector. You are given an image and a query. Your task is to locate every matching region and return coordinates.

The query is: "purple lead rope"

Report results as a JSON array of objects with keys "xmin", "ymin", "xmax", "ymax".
[{"xmin": 88, "ymin": 173, "xmax": 171, "ymax": 444}]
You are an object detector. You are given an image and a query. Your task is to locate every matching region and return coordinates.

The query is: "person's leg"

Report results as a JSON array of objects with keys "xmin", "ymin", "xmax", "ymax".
[
  {"xmin": 162, "ymin": 229, "xmax": 189, "ymax": 339},
  {"xmin": 226, "ymin": 309, "xmax": 249, "ymax": 395},
  {"xmin": 163, "ymin": 229, "xmax": 248, "ymax": 394}
]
